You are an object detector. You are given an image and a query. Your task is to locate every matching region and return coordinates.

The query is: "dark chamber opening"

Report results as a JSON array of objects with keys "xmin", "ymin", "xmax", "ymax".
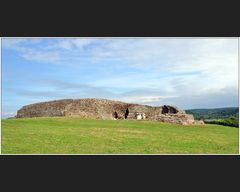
[
  {"xmin": 162, "ymin": 105, "xmax": 177, "ymax": 114},
  {"xmin": 162, "ymin": 105, "xmax": 169, "ymax": 114},
  {"xmin": 125, "ymin": 108, "xmax": 129, "ymax": 119},
  {"xmin": 113, "ymin": 112, "xmax": 118, "ymax": 119}
]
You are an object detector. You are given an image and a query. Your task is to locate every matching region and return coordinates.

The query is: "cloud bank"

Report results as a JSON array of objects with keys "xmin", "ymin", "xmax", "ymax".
[{"xmin": 2, "ymin": 38, "xmax": 238, "ymax": 118}]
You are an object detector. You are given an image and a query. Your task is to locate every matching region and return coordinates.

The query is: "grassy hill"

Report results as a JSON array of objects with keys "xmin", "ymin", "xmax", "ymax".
[
  {"xmin": 2, "ymin": 117, "xmax": 238, "ymax": 154},
  {"xmin": 186, "ymin": 107, "xmax": 239, "ymax": 127}
]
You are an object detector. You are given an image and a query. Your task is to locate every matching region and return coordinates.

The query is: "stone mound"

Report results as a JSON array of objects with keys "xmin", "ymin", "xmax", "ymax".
[{"xmin": 16, "ymin": 98, "xmax": 197, "ymax": 125}]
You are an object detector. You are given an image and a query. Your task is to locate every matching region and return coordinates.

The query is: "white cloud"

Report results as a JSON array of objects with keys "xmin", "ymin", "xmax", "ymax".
[
  {"xmin": 21, "ymin": 50, "xmax": 61, "ymax": 63},
  {"xmin": 2, "ymin": 38, "xmax": 27, "ymax": 52},
  {"xmin": 2, "ymin": 38, "xmax": 238, "ymax": 109},
  {"xmin": 47, "ymin": 40, "xmax": 73, "ymax": 50},
  {"xmin": 71, "ymin": 39, "xmax": 96, "ymax": 49},
  {"xmin": 118, "ymin": 95, "xmax": 178, "ymax": 104}
]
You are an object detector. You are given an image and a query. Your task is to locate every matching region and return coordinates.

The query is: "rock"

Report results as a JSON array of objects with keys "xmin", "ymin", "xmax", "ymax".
[
  {"xmin": 194, "ymin": 120, "xmax": 205, "ymax": 125},
  {"xmin": 135, "ymin": 112, "xmax": 146, "ymax": 120},
  {"xmin": 16, "ymin": 98, "xmax": 196, "ymax": 125}
]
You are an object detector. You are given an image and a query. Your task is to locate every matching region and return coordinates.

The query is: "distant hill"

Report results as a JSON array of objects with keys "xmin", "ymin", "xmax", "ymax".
[
  {"xmin": 186, "ymin": 107, "xmax": 239, "ymax": 127},
  {"xmin": 186, "ymin": 107, "xmax": 239, "ymax": 120}
]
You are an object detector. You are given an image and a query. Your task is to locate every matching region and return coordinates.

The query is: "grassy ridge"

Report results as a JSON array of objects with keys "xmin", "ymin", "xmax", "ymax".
[{"xmin": 2, "ymin": 117, "xmax": 239, "ymax": 154}]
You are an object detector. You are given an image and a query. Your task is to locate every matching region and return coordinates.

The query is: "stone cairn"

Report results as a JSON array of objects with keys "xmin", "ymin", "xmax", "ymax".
[{"xmin": 16, "ymin": 98, "xmax": 199, "ymax": 125}]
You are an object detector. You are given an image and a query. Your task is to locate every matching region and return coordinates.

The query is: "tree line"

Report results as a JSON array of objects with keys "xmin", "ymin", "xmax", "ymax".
[{"xmin": 186, "ymin": 107, "xmax": 239, "ymax": 128}]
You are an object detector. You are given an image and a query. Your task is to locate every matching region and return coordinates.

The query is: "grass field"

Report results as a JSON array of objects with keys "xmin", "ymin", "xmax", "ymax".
[{"xmin": 1, "ymin": 117, "xmax": 239, "ymax": 154}]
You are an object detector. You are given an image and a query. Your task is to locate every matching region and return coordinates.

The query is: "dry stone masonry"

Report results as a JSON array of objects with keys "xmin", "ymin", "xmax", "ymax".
[{"xmin": 16, "ymin": 98, "xmax": 197, "ymax": 125}]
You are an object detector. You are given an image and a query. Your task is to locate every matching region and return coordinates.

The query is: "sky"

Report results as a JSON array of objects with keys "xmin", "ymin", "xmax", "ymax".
[{"xmin": 1, "ymin": 38, "xmax": 239, "ymax": 118}]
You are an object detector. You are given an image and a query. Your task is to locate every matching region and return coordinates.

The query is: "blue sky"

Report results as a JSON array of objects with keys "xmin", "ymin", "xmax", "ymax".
[{"xmin": 1, "ymin": 38, "xmax": 239, "ymax": 118}]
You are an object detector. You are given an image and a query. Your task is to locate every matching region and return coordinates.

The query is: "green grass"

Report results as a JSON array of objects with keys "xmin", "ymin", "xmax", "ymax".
[{"xmin": 1, "ymin": 117, "xmax": 239, "ymax": 154}]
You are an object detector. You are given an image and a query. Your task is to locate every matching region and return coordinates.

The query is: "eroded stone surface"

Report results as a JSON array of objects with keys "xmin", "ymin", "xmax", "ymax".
[{"xmin": 16, "ymin": 98, "xmax": 198, "ymax": 125}]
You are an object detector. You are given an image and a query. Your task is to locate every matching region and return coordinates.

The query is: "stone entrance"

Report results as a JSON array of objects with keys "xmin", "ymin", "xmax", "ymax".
[
  {"xmin": 162, "ymin": 105, "xmax": 178, "ymax": 114},
  {"xmin": 124, "ymin": 108, "xmax": 129, "ymax": 119},
  {"xmin": 113, "ymin": 111, "xmax": 118, "ymax": 119}
]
